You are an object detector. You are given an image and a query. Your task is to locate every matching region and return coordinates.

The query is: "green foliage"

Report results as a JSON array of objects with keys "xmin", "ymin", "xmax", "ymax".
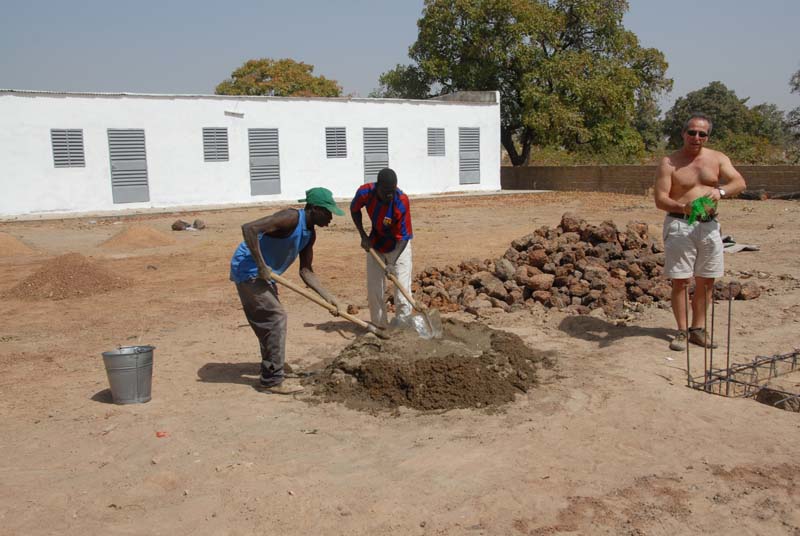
[
  {"xmin": 789, "ymin": 67, "xmax": 800, "ymax": 139},
  {"xmin": 369, "ymin": 64, "xmax": 432, "ymax": 99},
  {"xmin": 662, "ymin": 81, "xmax": 752, "ymax": 147},
  {"xmin": 375, "ymin": 0, "xmax": 672, "ymax": 166},
  {"xmin": 709, "ymin": 133, "xmax": 788, "ymax": 165},
  {"xmin": 215, "ymin": 58, "xmax": 341, "ymax": 97},
  {"xmin": 749, "ymin": 103, "xmax": 789, "ymax": 145},
  {"xmin": 663, "ymin": 80, "xmax": 797, "ymax": 163}
]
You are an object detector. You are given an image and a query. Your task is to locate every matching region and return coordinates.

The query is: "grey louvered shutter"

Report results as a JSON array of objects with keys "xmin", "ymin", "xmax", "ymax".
[
  {"xmin": 325, "ymin": 127, "xmax": 347, "ymax": 158},
  {"xmin": 248, "ymin": 128, "xmax": 280, "ymax": 195},
  {"xmin": 459, "ymin": 127, "xmax": 480, "ymax": 184},
  {"xmin": 427, "ymin": 128, "xmax": 445, "ymax": 157},
  {"xmin": 203, "ymin": 128, "xmax": 229, "ymax": 161},
  {"xmin": 51, "ymin": 129, "xmax": 85, "ymax": 167},
  {"xmin": 108, "ymin": 129, "xmax": 149, "ymax": 203},
  {"xmin": 363, "ymin": 128, "xmax": 388, "ymax": 182}
]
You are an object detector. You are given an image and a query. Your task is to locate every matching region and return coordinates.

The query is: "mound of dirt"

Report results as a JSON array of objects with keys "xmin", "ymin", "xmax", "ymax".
[
  {"xmin": 305, "ymin": 319, "xmax": 554, "ymax": 413},
  {"xmin": 3, "ymin": 253, "xmax": 131, "ymax": 301},
  {"xmin": 0, "ymin": 232, "xmax": 34, "ymax": 257},
  {"xmin": 100, "ymin": 225, "xmax": 176, "ymax": 250}
]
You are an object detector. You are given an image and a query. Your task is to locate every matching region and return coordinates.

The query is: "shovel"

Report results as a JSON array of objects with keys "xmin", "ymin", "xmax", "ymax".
[
  {"xmin": 368, "ymin": 248, "xmax": 443, "ymax": 339},
  {"xmin": 269, "ymin": 272, "xmax": 388, "ymax": 339}
]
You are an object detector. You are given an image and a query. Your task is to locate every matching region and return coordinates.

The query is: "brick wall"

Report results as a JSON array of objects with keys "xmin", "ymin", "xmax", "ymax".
[{"xmin": 501, "ymin": 165, "xmax": 800, "ymax": 194}]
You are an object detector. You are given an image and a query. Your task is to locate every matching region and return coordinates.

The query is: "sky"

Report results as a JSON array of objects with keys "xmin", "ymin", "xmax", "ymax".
[{"xmin": 1, "ymin": 0, "xmax": 798, "ymax": 114}]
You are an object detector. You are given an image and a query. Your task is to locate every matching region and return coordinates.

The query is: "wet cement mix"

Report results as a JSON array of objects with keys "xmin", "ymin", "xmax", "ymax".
[{"xmin": 305, "ymin": 318, "xmax": 555, "ymax": 413}]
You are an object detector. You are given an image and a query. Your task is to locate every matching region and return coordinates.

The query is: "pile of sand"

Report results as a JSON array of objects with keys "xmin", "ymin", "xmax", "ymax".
[
  {"xmin": 100, "ymin": 225, "xmax": 176, "ymax": 250},
  {"xmin": 3, "ymin": 253, "xmax": 131, "ymax": 301},
  {"xmin": 305, "ymin": 319, "xmax": 554, "ymax": 413},
  {"xmin": 0, "ymin": 232, "xmax": 34, "ymax": 257}
]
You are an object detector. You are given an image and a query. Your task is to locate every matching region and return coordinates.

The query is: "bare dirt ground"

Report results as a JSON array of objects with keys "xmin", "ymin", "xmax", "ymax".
[{"xmin": 1, "ymin": 192, "xmax": 799, "ymax": 535}]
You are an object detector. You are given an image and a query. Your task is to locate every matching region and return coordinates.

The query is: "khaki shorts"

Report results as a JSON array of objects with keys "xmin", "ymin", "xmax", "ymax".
[{"xmin": 662, "ymin": 215, "xmax": 724, "ymax": 279}]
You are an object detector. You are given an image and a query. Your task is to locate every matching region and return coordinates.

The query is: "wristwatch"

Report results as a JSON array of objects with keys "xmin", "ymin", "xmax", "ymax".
[{"xmin": 717, "ymin": 187, "xmax": 726, "ymax": 198}]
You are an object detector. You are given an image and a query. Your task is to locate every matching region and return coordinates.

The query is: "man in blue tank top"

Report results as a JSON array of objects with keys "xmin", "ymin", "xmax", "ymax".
[{"xmin": 230, "ymin": 187, "xmax": 344, "ymax": 394}]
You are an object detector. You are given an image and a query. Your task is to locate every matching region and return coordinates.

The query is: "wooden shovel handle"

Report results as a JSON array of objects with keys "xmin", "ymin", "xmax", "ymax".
[
  {"xmin": 368, "ymin": 248, "xmax": 422, "ymax": 311},
  {"xmin": 269, "ymin": 272, "xmax": 382, "ymax": 334}
]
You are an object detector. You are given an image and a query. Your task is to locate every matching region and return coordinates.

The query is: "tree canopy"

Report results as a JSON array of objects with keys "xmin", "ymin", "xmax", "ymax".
[
  {"xmin": 215, "ymin": 58, "xmax": 341, "ymax": 97},
  {"xmin": 663, "ymin": 81, "xmax": 793, "ymax": 164},
  {"xmin": 789, "ymin": 67, "xmax": 800, "ymax": 137},
  {"xmin": 373, "ymin": 0, "xmax": 671, "ymax": 165}
]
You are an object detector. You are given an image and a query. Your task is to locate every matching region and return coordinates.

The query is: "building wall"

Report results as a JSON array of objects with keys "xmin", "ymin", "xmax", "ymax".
[
  {"xmin": 0, "ymin": 91, "xmax": 501, "ymax": 217},
  {"xmin": 501, "ymin": 165, "xmax": 800, "ymax": 194}
]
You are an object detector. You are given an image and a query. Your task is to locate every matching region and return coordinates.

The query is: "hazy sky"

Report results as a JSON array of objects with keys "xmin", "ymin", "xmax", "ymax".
[{"xmin": 2, "ymin": 0, "xmax": 798, "ymax": 114}]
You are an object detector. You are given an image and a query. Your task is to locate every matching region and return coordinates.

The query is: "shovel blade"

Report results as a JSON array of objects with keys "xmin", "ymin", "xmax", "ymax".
[{"xmin": 406, "ymin": 309, "xmax": 443, "ymax": 340}]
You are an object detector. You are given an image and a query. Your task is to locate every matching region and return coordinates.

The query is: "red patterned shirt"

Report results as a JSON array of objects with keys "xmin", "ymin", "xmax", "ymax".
[{"xmin": 350, "ymin": 183, "xmax": 413, "ymax": 253}]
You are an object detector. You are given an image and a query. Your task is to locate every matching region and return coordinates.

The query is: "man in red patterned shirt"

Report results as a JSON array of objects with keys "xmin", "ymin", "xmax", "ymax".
[{"xmin": 350, "ymin": 168, "xmax": 414, "ymax": 329}]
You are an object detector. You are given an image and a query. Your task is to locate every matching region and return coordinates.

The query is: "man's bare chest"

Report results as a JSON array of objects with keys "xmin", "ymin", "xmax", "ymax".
[{"xmin": 672, "ymin": 162, "xmax": 719, "ymax": 188}]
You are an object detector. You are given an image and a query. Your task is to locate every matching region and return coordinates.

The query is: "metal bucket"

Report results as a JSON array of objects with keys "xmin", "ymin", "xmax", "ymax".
[{"xmin": 101, "ymin": 345, "xmax": 154, "ymax": 404}]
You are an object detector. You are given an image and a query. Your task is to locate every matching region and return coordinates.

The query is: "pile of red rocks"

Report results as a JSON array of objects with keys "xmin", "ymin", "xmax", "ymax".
[{"xmin": 409, "ymin": 213, "xmax": 759, "ymax": 318}]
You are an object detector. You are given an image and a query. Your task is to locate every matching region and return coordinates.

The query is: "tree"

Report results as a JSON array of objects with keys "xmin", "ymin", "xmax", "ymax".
[
  {"xmin": 374, "ymin": 0, "xmax": 671, "ymax": 165},
  {"xmin": 663, "ymin": 81, "xmax": 795, "ymax": 163},
  {"xmin": 789, "ymin": 67, "xmax": 800, "ymax": 137},
  {"xmin": 215, "ymin": 58, "xmax": 341, "ymax": 97},
  {"xmin": 369, "ymin": 64, "xmax": 432, "ymax": 99},
  {"xmin": 663, "ymin": 82, "xmax": 788, "ymax": 147},
  {"xmin": 662, "ymin": 82, "xmax": 754, "ymax": 147}
]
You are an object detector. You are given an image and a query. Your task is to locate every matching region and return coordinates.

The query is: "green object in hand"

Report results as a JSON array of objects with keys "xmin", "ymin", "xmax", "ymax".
[{"xmin": 687, "ymin": 196, "xmax": 716, "ymax": 225}]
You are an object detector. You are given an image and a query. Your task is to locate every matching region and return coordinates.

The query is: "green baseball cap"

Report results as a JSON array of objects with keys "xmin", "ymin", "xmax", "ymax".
[{"xmin": 298, "ymin": 187, "xmax": 344, "ymax": 216}]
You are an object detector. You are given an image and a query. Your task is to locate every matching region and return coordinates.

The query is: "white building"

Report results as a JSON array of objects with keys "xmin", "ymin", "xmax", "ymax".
[{"xmin": 0, "ymin": 89, "xmax": 500, "ymax": 218}]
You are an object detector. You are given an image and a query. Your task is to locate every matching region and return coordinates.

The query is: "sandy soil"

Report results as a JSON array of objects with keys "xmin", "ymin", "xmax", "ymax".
[{"xmin": 1, "ymin": 192, "xmax": 799, "ymax": 535}]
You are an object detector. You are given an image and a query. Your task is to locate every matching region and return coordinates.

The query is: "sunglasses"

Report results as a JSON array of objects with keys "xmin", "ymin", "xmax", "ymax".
[{"xmin": 686, "ymin": 129, "xmax": 709, "ymax": 138}]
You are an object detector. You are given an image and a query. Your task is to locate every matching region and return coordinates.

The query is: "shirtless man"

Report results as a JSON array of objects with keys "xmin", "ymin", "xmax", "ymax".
[{"xmin": 654, "ymin": 113, "xmax": 747, "ymax": 351}]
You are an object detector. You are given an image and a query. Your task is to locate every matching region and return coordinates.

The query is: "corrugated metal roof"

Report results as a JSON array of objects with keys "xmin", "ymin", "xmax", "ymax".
[{"xmin": 0, "ymin": 88, "xmax": 498, "ymax": 106}]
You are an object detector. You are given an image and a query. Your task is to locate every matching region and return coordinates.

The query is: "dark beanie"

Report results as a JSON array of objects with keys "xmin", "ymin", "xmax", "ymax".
[{"xmin": 377, "ymin": 168, "xmax": 397, "ymax": 184}]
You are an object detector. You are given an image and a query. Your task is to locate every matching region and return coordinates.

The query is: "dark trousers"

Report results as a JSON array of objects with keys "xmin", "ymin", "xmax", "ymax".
[{"xmin": 235, "ymin": 279, "xmax": 287, "ymax": 387}]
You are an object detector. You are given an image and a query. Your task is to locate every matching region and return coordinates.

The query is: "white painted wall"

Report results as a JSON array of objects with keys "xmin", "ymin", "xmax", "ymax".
[{"xmin": 0, "ymin": 91, "xmax": 501, "ymax": 218}]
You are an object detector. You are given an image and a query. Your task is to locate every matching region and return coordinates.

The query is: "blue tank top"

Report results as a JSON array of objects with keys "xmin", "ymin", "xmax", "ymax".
[{"xmin": 229, "ymin": 209, "xmax": 312, "ymax": 283}]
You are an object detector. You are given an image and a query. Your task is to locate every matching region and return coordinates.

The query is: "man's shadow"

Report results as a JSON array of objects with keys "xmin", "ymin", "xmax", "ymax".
[
  {"xmin": 197, "ymin": 361, "xmax": 260, "ymax": 386},
  {"xmin": 303, "ymin": 319, "xmax": 367, "ymax": 338},
  {"xmin": 558, "ymin": 315, "xmax": 674, "ymax": 348}
]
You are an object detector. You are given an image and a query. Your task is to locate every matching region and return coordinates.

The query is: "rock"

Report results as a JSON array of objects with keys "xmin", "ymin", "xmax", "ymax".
[
  {"xmin": 738, "ymin": 281, "xmax": 761, "ymax": 300},
  {"xmin": 532, "ymin": 290, "xmax": 551, "ymax": 303},
  {"xmin": 511, "ymin": 234, "xmax": 536, "ymax": 251},
  {"xmin": 192, "ymin": 219, "xmax": 206, "ymax": 230},
  {"xmin": 466, "ymin": 297, "xmax": 493, "ymax": 315},
  {"xmin": 627, "ymin": 263, "xmax": 644, "ymax": 279},
  {"xmin": 171, "ymin": 219, "xmax": 190, "ymax": 231},
  {"xmin": 568, "ymin": 279, "xmax": 591, "ymax": 297},
  {"xmin": 548, "ymin": 292, "xmax": 570, "ymax": 309},
  {"xmin": 347, "ymin": 304, "xmax": 360, "ymax": 315},
  {"xmin": 513, "ymin": 265, "xmax": 531, "ymax": 286},
  {"xmin": 560, "ymin": 212, "xmax": 583, "ymax": 233},
  {"xmin": 503, "ymin": 280, "xmax": 519, "ymax": 292},
  {"xmin": 526, "ymin": 274, "xmax": 555, "ymax": 292},
  {"xmin": 508, "ymin": 289, "xmax": 524, "ymax": 304},
  {"xmin": 489, "ymin": 297, "xmax": 511, "ymax": 312},
  {"xmin": 459, "ymin": 258, "xmax": 483, "ymax": 273},
  {"xmin": 565, "ymin": 304, "xmax": 591, "ymax": 315},
  {"xmin": 494, "ymin": 258, "xmax": 517, "ymax": 282},
  {"xmin": 503, "ymin": 247, "xmax": 521, "ymax": 264},
  {"xmin": 647, "ymin": 282, "xmax": 672, "ymax": 301},
  {"xmin": 527, "ymin": 249, "xmax": 548, "ymax": 268},
  {"xmin": 594, "ymin": 242, "xmax": 623, "ymax": 261},
  {"xmin": 714, "ymin": 280, "xmax": 742, "ymax": 300},
  {"xmin": 460, "ymin": 284, "xmax": 477, "ymax": 303}
]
